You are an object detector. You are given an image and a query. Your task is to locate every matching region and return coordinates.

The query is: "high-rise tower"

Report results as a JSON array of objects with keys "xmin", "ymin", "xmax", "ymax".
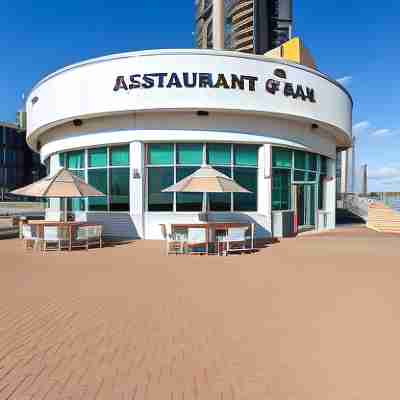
[{"xmin": 195, "ymin": 0, "xmax": 293, "ymax": 54}]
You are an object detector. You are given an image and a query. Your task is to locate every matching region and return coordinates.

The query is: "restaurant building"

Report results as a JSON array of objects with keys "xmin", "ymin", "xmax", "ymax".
[{"xmin": 25, "ymin": 49, "xmax": 352, "ymax": 239}]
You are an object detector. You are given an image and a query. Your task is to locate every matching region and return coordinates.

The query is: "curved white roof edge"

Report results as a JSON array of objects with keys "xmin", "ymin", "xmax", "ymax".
[{"xmin": 28, "ymin": 48, "xmax": 353, "ymax": 106}]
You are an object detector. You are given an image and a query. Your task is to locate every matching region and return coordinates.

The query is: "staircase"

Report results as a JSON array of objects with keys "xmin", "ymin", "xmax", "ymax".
[{"xmin": 367, "ymin": 203, "xmax": 400, "ymax": 234}]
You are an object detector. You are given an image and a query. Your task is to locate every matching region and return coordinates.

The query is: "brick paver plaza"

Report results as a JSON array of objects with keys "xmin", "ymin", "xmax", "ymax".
[{"xmin": 0, "ymin": 227, "xmax": 399, "ymax": 399}]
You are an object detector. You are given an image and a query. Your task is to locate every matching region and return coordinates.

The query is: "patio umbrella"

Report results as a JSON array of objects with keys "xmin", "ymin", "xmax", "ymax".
[
  {"xmin": 11, "ymin": 168, "xmax": 105, "ymax": 222},
  {"xmin": 162, "ymin": 164, "xmax": 250, "ymax": 213}
]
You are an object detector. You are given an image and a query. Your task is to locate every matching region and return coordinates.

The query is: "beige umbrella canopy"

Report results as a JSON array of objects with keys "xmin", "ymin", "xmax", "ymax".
[
  {"xmin": 163, "ymin": 165, "xmax": 250, "ymax": 194},
  {"xmin": 11, "ymin": 168, "xmax": 105, "ymax": 221}
]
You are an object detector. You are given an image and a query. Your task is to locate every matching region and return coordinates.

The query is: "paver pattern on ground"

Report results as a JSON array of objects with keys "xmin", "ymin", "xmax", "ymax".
[{"xmin": 0, "ymin": 227, "xmax": 399, "ymax": 399}]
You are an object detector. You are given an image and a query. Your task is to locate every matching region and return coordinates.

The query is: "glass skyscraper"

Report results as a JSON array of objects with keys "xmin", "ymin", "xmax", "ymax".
[
  {"xmin": 0, "ymin": 123, "xmax": 45, "ymax": 201},
  {"xmin": 195, "ymin": 0, "xmax": 293, "ymax": 54}
]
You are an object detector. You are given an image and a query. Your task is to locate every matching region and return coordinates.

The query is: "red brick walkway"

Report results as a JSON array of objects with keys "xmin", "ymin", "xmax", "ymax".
[{"xmin": 0, "ymin": 227, "xmax": 399, "ymax": 399}]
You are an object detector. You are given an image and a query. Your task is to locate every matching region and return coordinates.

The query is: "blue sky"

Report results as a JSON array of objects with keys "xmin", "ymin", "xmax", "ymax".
[{"xmin": 0, "ymin": 1, "xmax": 398, "ymax": 191}]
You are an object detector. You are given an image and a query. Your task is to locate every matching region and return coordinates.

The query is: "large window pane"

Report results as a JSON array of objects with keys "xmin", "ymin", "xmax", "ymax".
[
  {"xmin": 272, "ymin": 148, "xmax": 292, "ymax": 168},
  {"xmin": 67, "ymin": 151, "xmax": 85, "ymax": 169},
  {"xmin": 318, "ymin": 176, "xmax": 325, "ymax": 210},
  {"xmin": 59, "ymin": 153, "xmax": 66, "ymax": 168},
  {"xmin": 176, "ymin": 144, "xmax": 203, "ymax": 165},
  {"xmin": 88, "ymin": 147, "xmax": 107, "ymax": 168},
  {"xmin": 294, "ymin": 151, "xmax": 306, "ymax": 170},
  {"xmin": 293, "ymin": 170, "xmax": 306, "ymax": 182},
  {"xmin": 148, "ymin": 167, "xmax": 174, "ymax": 211},
  {"xmin": 272, "ymin": 169, "xmax": 291, "ymax": 210},
  {"xmin": 67, "ymin": 198, "xmax": 85, "ymax": 211},
  {"xmin": 110, "ymin": 168, "xmax": 129, "ymax": 211},
  {"xmin": 309, "ymin": 153, "xmax": 318, "ymax": 171},
  {"xmin": 207, "ymin": 144, "xmax": 231, "ymax": 166},
  {"xmin": 321, "ymin": 156, "xmax": 328, "ymax": 175},
  {"xmin": 233, "ymin": 168, "xmax": 257, "ymax": 211},
  {"xmin": 176, "ymin": 166, "xmax": 203, "ymax": 211},
  {"xmin": 234, "ymin": 144, "xmax": 258, "ymax": 167},
  {"xmin": 148, "ymin": 144, "xmax": 173, "ymax": 165},
  {"xmin": 110, "ymin": 146, "xmax": 129, "ymax": 166},
  {"xmin": 88, "ymin": 169, "xmax": 108, "ymax": 211},
  {"xmin": 69, "ymin": 169, "xmax": 85, "ymax": 180},
  {"xmin": 209, "ymin": 167, "xmax": 231, "ymax": 211}
]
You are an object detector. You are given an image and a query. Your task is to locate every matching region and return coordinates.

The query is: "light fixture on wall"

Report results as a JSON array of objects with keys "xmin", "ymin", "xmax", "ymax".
[{"xmin": 132, "ymin": 168, "xmax": 141, "ymax": 179}]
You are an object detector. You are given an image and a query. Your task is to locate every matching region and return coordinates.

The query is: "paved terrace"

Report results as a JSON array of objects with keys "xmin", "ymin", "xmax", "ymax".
[{"xmin": 0, "ymin": 227, "xmax": 399, "ymax": 399}]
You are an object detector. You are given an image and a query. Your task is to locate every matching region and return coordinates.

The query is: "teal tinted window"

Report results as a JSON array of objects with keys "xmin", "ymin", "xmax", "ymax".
[
  {"xmin": 176, "ymin": 166, "xmax": 203, "ymax": 211},
  {"xmin": 272, "ymin": 148, "xmax": 292, "ymax": 168},
  {"xmin": 59, "ymin": 153, "xmax": 66, "ymax": 167},
  {"xmin": 67, "ymin": 198, "xmax": 85, "ymax": 211},
  {"xmin": 67, "ymin": 151, "xmax": 85, "ymax": 169},
  {"xmin": 148, "ymin": 167, "xmax": 174, "ymax": 211},
  {"xmin": 318, "ymin": 176, "xmax": 324, "ymax": 210},
  {"xmin": 88, "ymin": 169, "xmax": 108, "ymax": 211},
  {"xmin": 148, "ymin": 144, "xmax": 173, "ymax": 165},
  {"xmin": 234, "ymin": 144, "xmax": 258, "ymax": 167},
  {"xmin": 110, "ymin": 146, "xmax": 129, "ymax": 166},
  {"xmin": 209, "ymin": 167, "xmax": 231, "ymax": 211},
  {"xmin": 207, "ymin": 144, "xmax": 231, "ymax": 166},
  {"xmin": 321, "ymin": 156, "xmax": 328, "ymax": 175},
  {"xmin": 88, "ymin": 147, "xmax": 107, "ymax": 168},
  {"xmin": 69, "ymin": 169, "xmax": 85, "ymax": 180},
  {"xmin": 309, "ymin": 153, "xmax": 318, "ymax": 171},
  {"xmin": 110, "ymin": 168, "xmax": 129, "ymax": 211},
  {"xmin": 272, "ymin": 169, "xmax": 291, "ymax": 210},
  {"xmin": 233, "ymin": 168, "xmax": 257, "ymax": 211},
  {"xmin": 294, "ymin": 170, "xmax": 306, "ymax": 182},
  {"xmin": 176, "ymin": 144, "xmax": 203, "ymax": 165},
  {"xmin": 294, "ymin": 151, "xmax": 306, "ymax": 170},
  {"xmin": 307, "ymin": 172, "xmax": 317, "ymax": 182}
]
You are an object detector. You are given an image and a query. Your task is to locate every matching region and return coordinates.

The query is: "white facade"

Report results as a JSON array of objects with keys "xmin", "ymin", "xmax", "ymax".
[{"xmin": 26, "ymin": 49, "xmax": 352, "ymax": 240}]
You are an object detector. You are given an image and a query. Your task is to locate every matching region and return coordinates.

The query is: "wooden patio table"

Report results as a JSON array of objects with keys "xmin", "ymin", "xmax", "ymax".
[
  {"xmin": 171, "ymin": 222, "xmax": 253, "ymax": 255},
  {"xmin": 27, "ymin": 220, "xmax": 94, "ymax": 251}
]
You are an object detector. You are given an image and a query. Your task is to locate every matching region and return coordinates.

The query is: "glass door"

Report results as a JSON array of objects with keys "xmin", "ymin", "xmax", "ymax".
[{"xmin": 294, "ymin": 184, "xmax": 316, "ymax": 232}]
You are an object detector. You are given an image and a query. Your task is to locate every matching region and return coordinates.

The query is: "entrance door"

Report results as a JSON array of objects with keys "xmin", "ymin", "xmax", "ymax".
[{"xmin": 294, "ymin": 184, "xmax": 316, "ymax": 232}]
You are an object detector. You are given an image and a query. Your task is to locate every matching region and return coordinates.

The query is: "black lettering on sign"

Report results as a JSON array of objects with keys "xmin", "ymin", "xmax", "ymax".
[
  {"xmin": 306, "ymin": 87, "xmax": 316, "ymax": 103},
  {"xmin": 166, "ymin": 73, "xmax": 183, "ymax": 88},
  {"xmin": 129, "ymin": 75, "xmax": 141, "ymax": 89},
  {"xmin": 183, "ymin": 72, "xmax": 197, "ymax": 88},
  {"xmin": 142, "ymin": 74, "xmax": 156, "ymax": 89},
  {"xmin": 113, "ymin": 76, "xmax": 128, "ymax": 91},
  {"xmin": 198, "ymin": 73, "xmax": 213, "ymax": 88},
  {"xmin": 294, "ymin": 85, "xmax": 306, "ymax": 101},
  {"xmin": 214, "ymin": 74, "xmax": 230, "ymax": 89},
  {"xmin": 157, "ymin": 73, "xmax": 168, "ymax": 88},
  {"xmin": 284, "ymin": 83, "xmax": 295, "ymax": 98},
  {"xmin": 231, "ymin": 74, "xmax": 245, "ymax": 90},
  {"xmin": 265, "ymin": 79, "xmax": 280, "ymax": 95}
]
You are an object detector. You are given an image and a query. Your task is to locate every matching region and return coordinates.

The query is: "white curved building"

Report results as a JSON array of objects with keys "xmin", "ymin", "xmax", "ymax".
[{"xmin": 26, "ymin": 49, "xmax": 352, "ymax": 239}]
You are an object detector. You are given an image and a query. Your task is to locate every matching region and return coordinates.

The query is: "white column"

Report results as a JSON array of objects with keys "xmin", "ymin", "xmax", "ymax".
[
  {"xmin": 325, "ymin": 158, "xmax": 336, "ymax": 229},
  {"xmin": 257, "ymin": 144, "xmax": 272, "ymax": 235},
  {"xmin": 47, "ymin": 154, "xmax": 61, "ymax": 219},
  {"xmin": 213, "ymin": 0, "xmax": 225, "ymax": 50},
  {"xmin": 130, "ymin": 141, "xmax": 145, "ymax": 238}
]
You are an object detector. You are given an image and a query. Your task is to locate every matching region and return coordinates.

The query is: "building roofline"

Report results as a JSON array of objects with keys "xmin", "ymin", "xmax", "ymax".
[
  {"xmin": 0, "ymin": 121, "xmax": 18, "ymax": 129},
  {"xmin": 28, "ymin": 48, "xmax": 353, "ymax": 107}
]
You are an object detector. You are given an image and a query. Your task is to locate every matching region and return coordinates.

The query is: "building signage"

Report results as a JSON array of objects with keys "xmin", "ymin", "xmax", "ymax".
[{"xmin": 113, "ymin": 71, "xmax": 316, "ymax": 103}]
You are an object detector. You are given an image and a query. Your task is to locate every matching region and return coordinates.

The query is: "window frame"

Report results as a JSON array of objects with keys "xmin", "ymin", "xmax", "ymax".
[{"xmin": 146, "ymin": 143, "xmax": 259, "ymax": 213}]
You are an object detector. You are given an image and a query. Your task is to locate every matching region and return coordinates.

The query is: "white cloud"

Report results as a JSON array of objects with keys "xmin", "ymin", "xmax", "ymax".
[
  {"xmin": 370, "ymin": 128, "xmax": 399, "ymax": 137},
  {"xmin": 353, "ymin": 121, "xmax": 371, "ymax": 136},
  {"xmin": 336, "ymin": 76, "xmax": 352, "ymax": 86},
  {"xmin": 353, "ymin": 121, "xmax": 371, "ymax": 131},
  {"xmin": 369, "ymin": 167, "xmax": 400, "ymax": 181}
]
